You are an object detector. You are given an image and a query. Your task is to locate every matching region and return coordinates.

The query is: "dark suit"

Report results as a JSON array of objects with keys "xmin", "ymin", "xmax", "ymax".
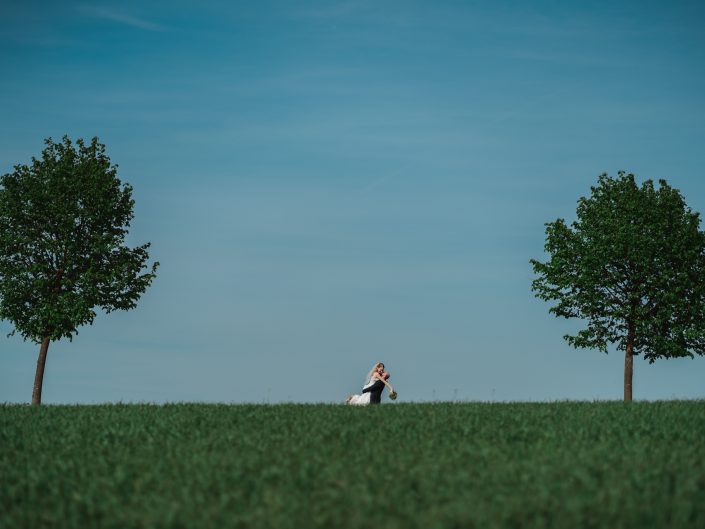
[{"xmin": 362, "ymin": 379, "xmax": 385, "ymax": 404}]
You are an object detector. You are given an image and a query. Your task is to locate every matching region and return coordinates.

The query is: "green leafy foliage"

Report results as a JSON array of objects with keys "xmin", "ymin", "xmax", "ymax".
[
  {"xmin": 0, "ymin": 136, "xmax": 158, "ymax": 343},
  {"xmin": 531, "ymin": 172, "xmax": 705, "ymax": 362},
  {"xmin": 1, "ymin": 402, "xmax": 704, "ymax": 529}
]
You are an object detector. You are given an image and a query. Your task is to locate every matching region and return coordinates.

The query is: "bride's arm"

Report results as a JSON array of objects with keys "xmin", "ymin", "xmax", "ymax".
[{"xmin": 373, "ymin": 373, "xmax": 394, "ymax": 392}]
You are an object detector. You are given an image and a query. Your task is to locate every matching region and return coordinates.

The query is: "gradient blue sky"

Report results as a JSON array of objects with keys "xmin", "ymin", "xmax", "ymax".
[{"xmin": 2, "ymin": 0, "xmax": 705, "ymax": 403}]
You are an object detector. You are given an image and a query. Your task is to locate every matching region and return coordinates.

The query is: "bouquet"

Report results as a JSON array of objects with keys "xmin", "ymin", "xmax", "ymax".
[{"xmin": 389, "ymin": 391, "xmax": 398, "ymax": 400}]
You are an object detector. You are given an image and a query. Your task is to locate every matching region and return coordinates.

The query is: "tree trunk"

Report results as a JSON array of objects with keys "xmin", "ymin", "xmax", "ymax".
[
  {"xmin": 32, "ymin": 269, "xmax": 63, "ymax": 405},
  {"xmin": 624, "ymin": 323, "xmax": 634, "ymax": 401},
  {"xmin": 32, "ymin": 336, "xmax": 50, "ymax": 405}
]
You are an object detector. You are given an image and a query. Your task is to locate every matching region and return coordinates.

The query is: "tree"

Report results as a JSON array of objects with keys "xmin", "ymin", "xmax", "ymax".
[
  {"xmin": 531, "ymin": 171, "xmax": 705, "ymax": 401},
  {"xmin": 0, "ymin": 136, "xmax": 158, "ymax": 405}
]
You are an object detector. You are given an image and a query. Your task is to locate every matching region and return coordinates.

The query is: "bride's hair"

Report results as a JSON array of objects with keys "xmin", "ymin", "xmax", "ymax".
[{"xmin": 365, "ymin": 362, "xmax": 384, "ymax": 384}]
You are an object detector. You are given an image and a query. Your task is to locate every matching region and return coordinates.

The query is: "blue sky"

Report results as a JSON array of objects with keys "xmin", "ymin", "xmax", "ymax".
[{"xmin": 2, "ymin": 0, "xmax": 705, "ymax": 403}]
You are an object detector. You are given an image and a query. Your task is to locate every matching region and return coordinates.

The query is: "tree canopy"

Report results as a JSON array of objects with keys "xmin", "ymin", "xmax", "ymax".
[
  {"xmin": 0, "ymin": 136, "xmax": 158, "ymax": 404},
  {"xmin": 531, "ymin": 171, "xmax": 705, "ymax": 400}
]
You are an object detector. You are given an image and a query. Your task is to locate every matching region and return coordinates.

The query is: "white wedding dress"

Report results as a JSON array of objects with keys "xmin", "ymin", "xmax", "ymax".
[{"xmin": 347, "ymin": 379, "xmax": 377, "ymax": 405}]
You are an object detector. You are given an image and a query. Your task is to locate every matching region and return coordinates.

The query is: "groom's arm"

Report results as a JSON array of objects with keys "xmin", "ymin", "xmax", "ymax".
[{"xmin": 362, "ymin": 379, "xmax": 384, "ymax": 393}]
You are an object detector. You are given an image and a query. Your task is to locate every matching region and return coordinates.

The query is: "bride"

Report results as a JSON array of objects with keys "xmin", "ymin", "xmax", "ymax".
[{"xmin": 345, "ymin": 362, "xmax": 395, "ymax": 405}]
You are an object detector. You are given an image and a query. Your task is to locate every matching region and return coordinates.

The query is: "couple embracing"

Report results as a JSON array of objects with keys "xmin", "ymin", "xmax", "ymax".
[{"xmin": 345, "ymin": 362, "xmax": 396, "ymax": 405}]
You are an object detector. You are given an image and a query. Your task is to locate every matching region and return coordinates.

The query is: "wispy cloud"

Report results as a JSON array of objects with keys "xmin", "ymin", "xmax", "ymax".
[{"xmin": 78, "ymin": 6, "xmax": 167, "ymax": 32}]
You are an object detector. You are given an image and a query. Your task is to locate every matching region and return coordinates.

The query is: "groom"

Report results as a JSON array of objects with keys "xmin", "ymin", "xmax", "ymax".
[{"xmin": 362, "ymin": 370, "xmax": 390, "ymax": 404}]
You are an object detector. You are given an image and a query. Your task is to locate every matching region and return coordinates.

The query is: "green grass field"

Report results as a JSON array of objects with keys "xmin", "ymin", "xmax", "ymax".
[{"xmin": 2, "ymin": 401, "xmax": 704, "ymax": 529}]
